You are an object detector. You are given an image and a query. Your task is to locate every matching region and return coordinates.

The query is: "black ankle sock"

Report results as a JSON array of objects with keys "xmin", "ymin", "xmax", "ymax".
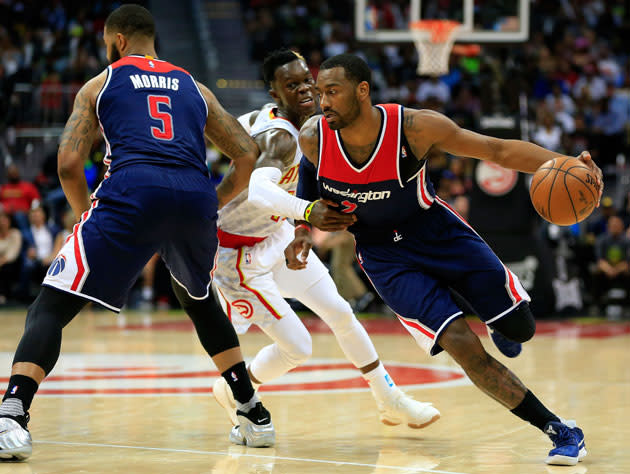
[
  {"xmin": 511, "ymin": 390, "xmax": 561, "ymax": 431},
  {"xmin": 221, "ymin": 362, "xmax": 255, "ymax": 404},
  {"xmin": 3, "ymin": 375, "xmax": 39, "ymax": 411}
]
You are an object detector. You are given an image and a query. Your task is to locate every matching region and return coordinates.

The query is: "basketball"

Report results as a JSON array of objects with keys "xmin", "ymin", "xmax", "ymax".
[{"xmin": 529, "ymin": 157, "xmax": 599, "ymax": 226}]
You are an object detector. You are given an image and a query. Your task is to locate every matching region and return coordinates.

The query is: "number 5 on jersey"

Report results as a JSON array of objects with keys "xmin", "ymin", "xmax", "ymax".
[{"xmin": 148, "ymin": 95, "xmax": 174, "ymax": 141}]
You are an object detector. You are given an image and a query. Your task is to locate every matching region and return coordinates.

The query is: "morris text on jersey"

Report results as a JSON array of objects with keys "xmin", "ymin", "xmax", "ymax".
[
  {"xmin": 129, "ymin": 74, "xmax": 179, "ymax": 91},
  {"xmin": 322, "ymin": 182, "xmax": 391, "ymax": 203}
]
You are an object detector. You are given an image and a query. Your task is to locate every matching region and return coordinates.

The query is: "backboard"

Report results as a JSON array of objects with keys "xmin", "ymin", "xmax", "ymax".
[{"xmin": 356, "ymin": 0, "xmax": 529, "ymax": 43}]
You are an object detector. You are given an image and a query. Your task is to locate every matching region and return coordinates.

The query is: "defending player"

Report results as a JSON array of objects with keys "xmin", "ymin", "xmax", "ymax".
[
  {"xmin": 0, "ymin": 5, "xmax": 274, "ymax": 460},
  {"xmin": 288, "ymin": 54, "xmax": 603, "ymax": 466},
  {"xmin": 212, "ymin": 49, "xmax": 440, "ymax": 429}
]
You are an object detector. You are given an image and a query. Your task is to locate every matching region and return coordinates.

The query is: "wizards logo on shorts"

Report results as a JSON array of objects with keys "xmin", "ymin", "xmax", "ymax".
[{"xmin": 48, "ymin": 255, "xmax": 66, "ymax": 276}]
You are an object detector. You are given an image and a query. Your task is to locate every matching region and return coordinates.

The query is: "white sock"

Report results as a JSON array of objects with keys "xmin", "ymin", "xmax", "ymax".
[{"xmin": 362, "ymin": 362, "xmax": 397, "ymax": 403}]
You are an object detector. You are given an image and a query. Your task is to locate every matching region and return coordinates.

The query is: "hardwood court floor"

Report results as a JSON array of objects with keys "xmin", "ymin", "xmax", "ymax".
[{"xmin": 0, "ymin": 308, "xmax": 628, "ymax": 474}]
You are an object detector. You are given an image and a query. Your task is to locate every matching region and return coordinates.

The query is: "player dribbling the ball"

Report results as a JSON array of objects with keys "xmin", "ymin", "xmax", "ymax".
[{"xmin": 288, "ymin": 53, "xmax": 602, "ymax": 466}]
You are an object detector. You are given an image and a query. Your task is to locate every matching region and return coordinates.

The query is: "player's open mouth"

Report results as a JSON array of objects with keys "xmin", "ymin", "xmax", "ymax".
[{"xmin": 300, "ymin": 98, "xmax": 314, "ymax": 105}]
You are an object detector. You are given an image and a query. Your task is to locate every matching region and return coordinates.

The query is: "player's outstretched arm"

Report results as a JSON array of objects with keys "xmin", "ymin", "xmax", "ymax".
[
  {"xmin": 58, "ymin": 72, "xmax": 104, "ymax": 219},
  {"xmin": 197, "ymin": 82, "xmax": 259, "ymax": 208},
  {"xmin": 247, "ymin": 128, "xmax": 313, "ymax": 220},
  {"xmin": 404, "ymin": 108, "xmax": 603, "ymax": 203}
]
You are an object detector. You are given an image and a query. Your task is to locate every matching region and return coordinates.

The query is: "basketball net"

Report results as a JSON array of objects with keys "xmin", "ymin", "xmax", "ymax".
[{"xmin": 410, "ymin": 20, "xmax": 461, "ymax": 76}]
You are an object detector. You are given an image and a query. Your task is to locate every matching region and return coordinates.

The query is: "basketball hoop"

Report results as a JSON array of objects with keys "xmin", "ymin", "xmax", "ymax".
[{"xmin": 409, "ymin": 20, "xmax": 461, "ymax": 76}]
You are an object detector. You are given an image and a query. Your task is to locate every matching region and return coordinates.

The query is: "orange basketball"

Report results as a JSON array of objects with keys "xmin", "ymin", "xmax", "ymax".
[{"xmin": 529, "ymin": 157, "xmax": 599, "ymax": 226}]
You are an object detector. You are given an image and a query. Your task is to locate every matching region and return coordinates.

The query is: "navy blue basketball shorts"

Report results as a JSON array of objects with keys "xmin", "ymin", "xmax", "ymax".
[
  {"xmin": 43, "ymin": 165, "xmax": 218, "ymax": 312},
  {"xmin": 356, "ymin": 196, "xmax": 530, "ymax": 355}
]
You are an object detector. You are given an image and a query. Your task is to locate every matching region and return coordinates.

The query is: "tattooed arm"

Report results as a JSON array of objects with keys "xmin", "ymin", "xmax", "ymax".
[
  {"xmin": 197, "ymin": 82, "xmax": 259, "ymax": 208},
  {"xmin": 58, "ymin": 72, "xmax": 104, "ymax": 219}
]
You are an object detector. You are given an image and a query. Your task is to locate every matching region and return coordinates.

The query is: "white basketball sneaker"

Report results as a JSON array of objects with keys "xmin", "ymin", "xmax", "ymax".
[
  {"xmin": 378, "ymin": 388, "xmax": 440, "ymax": 429},
  {"xmin": 0, "ymin": 417, "xmax": 32, "ymax": 461},
  {"xmin": 212, "ymin": 377, "xmax": 239, "ymax": 426}
]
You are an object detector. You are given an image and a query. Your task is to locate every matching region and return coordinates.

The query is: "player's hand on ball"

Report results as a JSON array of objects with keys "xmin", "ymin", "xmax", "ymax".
[
  {"xmin": 285, "ymin": 227, "xmax": 312, "ymax": 270},
  {"xmin": 308, "ymin": 199, "xmax": 357, "ymax": 232},
  {"xmin": 576, "ymin": 151, "xmax": 603, "ymax": 206}
]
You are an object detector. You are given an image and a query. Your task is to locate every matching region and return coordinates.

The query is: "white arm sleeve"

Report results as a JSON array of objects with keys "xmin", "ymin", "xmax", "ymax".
[{"xmin": 248, "ymin": 167, "xmax": 311, "ymax": 220}]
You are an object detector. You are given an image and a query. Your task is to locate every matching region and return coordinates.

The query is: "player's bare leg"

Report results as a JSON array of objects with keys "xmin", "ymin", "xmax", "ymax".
[{"xmin": 438, "ymin": 318, "xmax": 586, "ymax": 465}]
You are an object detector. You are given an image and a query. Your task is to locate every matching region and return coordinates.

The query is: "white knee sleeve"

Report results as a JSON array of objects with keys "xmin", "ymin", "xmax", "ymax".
[
  {"xmin": 298, "ymin": 276, "xmax": 378, "ymax": 369},
  {"xmin": 248, "ymin": 312, "xmax": 312, "ymax": 384}
]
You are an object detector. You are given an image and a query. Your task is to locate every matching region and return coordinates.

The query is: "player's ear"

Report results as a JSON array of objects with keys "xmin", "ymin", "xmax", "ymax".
[
  {"xmin": 268, "ymin": 86, "xmax": 279, "ymax": 102},
  {"xmin": 357, "ymin": 81, "xmax": 370, "ymax": 102},
  {"xmin": 116, "ymin": 32, "xmax": 127, "ymax": 54}
]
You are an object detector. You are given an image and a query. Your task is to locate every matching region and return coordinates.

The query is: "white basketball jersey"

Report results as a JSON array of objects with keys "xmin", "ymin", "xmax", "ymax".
[{"xmin": 218, "ymin": 105, "xmax": 302, "ymax": 238}]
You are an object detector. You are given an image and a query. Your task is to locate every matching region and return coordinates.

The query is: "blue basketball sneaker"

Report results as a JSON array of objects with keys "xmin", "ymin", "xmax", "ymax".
[
  {"xmin": 487, "ymin": 326, "xmax": 522, "ymax": 358},
  {"xmin": 545, "ymin": 421, "xmax": 587, "ymax": 465},
  {"xmin": 564, "ymin": 419, "xmax": 587, "ymax": 462}
]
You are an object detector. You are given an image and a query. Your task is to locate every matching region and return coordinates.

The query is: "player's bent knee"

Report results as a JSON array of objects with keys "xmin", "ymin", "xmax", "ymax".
[{"xmin": 489, "ymin": 302, "xmax": 536, "ymax": 343}]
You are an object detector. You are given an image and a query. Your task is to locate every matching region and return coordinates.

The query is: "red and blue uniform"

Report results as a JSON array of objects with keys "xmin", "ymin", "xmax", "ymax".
[
  {"xmin": 43, "ymin": 55, "xmax": 217, "ymax": 311},
  {"xmin": 315, "ymin": 104, "xmax": 530, "ymax": 355}
]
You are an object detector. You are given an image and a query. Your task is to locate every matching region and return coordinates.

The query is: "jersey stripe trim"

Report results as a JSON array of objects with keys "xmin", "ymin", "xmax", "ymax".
[
  {"xmin": 110, "ymin": 56, "xmax": 190, "ymax": 74},
  {"xmin": 416, "ymin": 164, "xmax": 434, "ymax": 209},
  {"xmin": 316, "ymin": 118, "xmax": 323, "ymax": 180},
  {"xmin": 190, "ymin": 77, "xmax": 208, "ymax": 119},
  {"xmin": 41, "ymin": 284, "xmax": 121, "ymax": 312},
  {"xmin": 70, "ymin": 200, "xmax": 98, "ymax": 291},
  {"xmin": 396, "ymin": 314, "xmax": 435, "ymax": 339},
  {"xmin": 485, "ymin": 300, "xmax": 528, "ymax": 325},
  {"xmin": 170, "ymin": 272, "xmax": 210, "ymax": 300},
  {"xmin": 95, "ymin": 67, "xmax": 113, "ymax": 171},
  {"xmin": 502, "ymin": 264, "xmax": 528, "ymax": 305},
  {"xmin": 395, "ymin": 105, "xmax": 405, "ymax": 188},
  {"xmin": 334, "ymin": 105, "xmax": 387, "ymax": 174},
  {"xmin": 95, "ymin": 66, "xmax": 112, "ymax": 121},
  {"xmin": 235, "ymin": 248, "xmax": 282, "ymax": 319}
]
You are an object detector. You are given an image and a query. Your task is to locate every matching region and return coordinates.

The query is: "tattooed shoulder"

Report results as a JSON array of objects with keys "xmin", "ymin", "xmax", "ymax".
[{"xmin": 58, "ymin": 73, "xmax": 104, "ymax": 154}]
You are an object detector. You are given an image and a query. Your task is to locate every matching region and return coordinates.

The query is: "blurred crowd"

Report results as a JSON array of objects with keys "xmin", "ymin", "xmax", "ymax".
[{"xmin": 0, "ymin": 0, "xmax": 629, "ymax": 316}]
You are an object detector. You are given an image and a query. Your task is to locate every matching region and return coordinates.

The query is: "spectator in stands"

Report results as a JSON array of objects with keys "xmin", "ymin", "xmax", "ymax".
[
  {"xmin": 533, "ymin": 112, "xmax": 563, "ymax": 152},
  {"xmin": 545, "ymin": 83, "xmax": 576, "ymax": 133},
  {"xmin": 573, "ymin": 63, "xmax": 608, "ymax": 102},
  {"xmin": 417, "ymin": 76, "xmax": 450, "ymax": 105},
  {"xmin": 587, "ymin": 196, "xmax": 617, "ymax": 237},
  {"xmin": 0, "ymin": 164, "xmax": 41, "ymax": 231},
  {"xmin": 50, "ymin": 208, "xmax": 74, "ymax": 257},
  {"xmin": 591, "ymin": 215, "xmax": 630, "ymax": 313},
  {"xmin": 0, "ymin": 210, "xmax": 22, "ymax": 304},
  {"xmin": 592, "ymin": 95, "xmax": 626, "ymax": 165},
  {"xmin": 19, "ymin": 205, "xmax": 57, "ymax": 300}
]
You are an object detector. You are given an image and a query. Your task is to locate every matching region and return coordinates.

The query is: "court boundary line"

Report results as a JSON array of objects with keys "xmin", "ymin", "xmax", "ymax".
[{"xmin": 36, "ymin": 439, "xmax": 471, "ymax": 474}]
